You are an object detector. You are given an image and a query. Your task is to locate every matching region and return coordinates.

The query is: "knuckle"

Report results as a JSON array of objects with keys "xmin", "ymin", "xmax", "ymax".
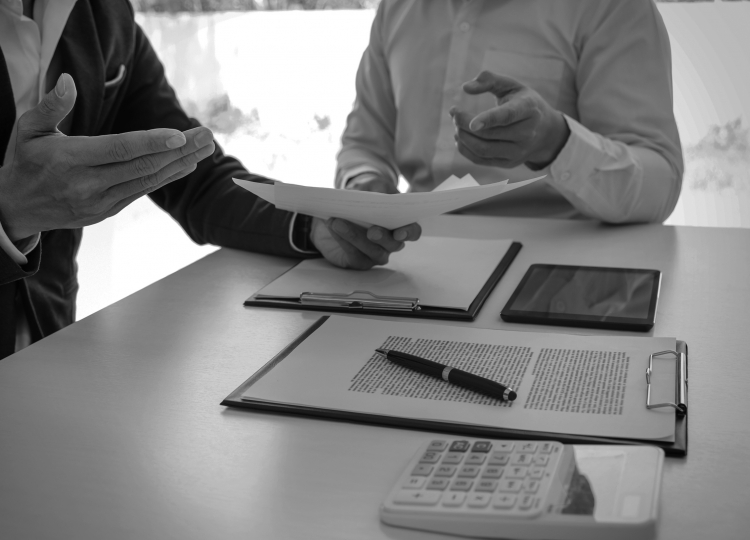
[
  {"xmin": 133, "ymin": 154, "xmax": 158, "ymax": 177},
  {"xmin": 139, "ymin": 173, "xmax": 159, "ymax": 191},
  {"xmin": 108, "ymin": 138, "xmax": 133, "ymax": 162},
  {"xmin": 478, "ymin": 70, "xmax": 492, "ymax": 81}
]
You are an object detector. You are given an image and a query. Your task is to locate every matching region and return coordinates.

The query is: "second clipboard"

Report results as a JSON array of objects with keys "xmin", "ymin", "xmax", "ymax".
[{"xmin": 244, "ymin": 239, "xmax": 522, "ymax": 321}]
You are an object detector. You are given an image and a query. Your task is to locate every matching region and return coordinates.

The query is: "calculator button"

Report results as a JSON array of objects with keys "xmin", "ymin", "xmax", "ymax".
[
  {"xmin": 519, "ymin": 494, "xmax": 536, "ymax": 510},
  {"xmin": 497, "ymin": 479, "xmax": 523, "ymax": 493},
  {"xmin": 449, "ymin": 440, "xmax": 471, "ymax": 453},
  {"xmin": 442, "ymin": 453, "xmax": 464, "ymax": 465},
  {"xmin": 393, "ymin": 490, "xmax": 441, "ymax": 506},
  {"xmin": 442, "ymin": 492, "xmax": 466, "ymax": 507},
  {"xmin": 471, "ymin": 441, "xmax": 492, "ymax": 453},
  {"xmin": 510, "ymin": 453, "xmax": 532, "ymax": 466},
  {"xmin": 523, "ymin": 479, "xmax": 540, "ymax": 493},
  {"xmin": 427, "ymin": 440, "xmax": 449, "ymax": 452},
  {"xmin": 402, "ymin": 477, "xmax": 426, "ymax": 489},
  {"xmin": 467, "ymin": 493, "xmax": 491, "ymax": 508},
  {"xmin": 458, "ymin": 465, "xmax": 481, "ymax": 478},
  {"xmin": 419, "ymin": 451, "xmax": 442, "ymax": 464},
  {"xmin": 533, "ymin": 456, "xmax": 549, "ymax": 467},
  {"xmin": 435, "ymin": 465, "xmax": 457, "ymax": 477},
  {"xmin": 450, "ymin": 479, "xmax": 474, "ymax": 491},
  {"xmin": 529, "ymin": 467, "xmax": 545, "ymax": 480},
  {"xmin": 540, "ymin": 442, "xmax": 554, "ymax": 454},
  {"xmin": 427, "ymin": 478, "xmax": 450, "ymax": 491},
  {"xmin": 481, "ymin": 466, "xmax": 504, "ymax": 479},
  {"xmin": 488, "ymin": 453, "xmax": 511, "ymax": 466},
  {"xmin": 518, "ymin": 443, "xmax": 538, "ymax": 454},
  {"xmin": 475, "ymin": 479, "xmax": 498, "ymax": 492},
  {"xmin": 495, "ymin": 442, "xmax": 515, "ymax": 453},
  {"xmin": 505, "ymin": 467, "xmax": 527, "ymax": 479},
  {"xmin": 412, "ymin": 464, "xmax": 434, "ymax": 476},
  {"xmin": 492, "ymin": 494, "xmax": 517, "ymax": 509},
  {"xmin": 465, "ymin": 453, "xmax": 487, "ymax": 465}
]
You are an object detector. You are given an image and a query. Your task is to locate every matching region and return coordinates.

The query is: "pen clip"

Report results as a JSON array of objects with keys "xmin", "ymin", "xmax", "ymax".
[{"xmin": 300, "ymin": 290, "xmax": 420, "ymax": 311}]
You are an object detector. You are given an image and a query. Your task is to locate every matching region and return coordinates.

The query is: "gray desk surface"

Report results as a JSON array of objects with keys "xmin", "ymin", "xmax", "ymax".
[{"xmin": 1, "ymin": 216, "xmax": 749, "ymax": 540}]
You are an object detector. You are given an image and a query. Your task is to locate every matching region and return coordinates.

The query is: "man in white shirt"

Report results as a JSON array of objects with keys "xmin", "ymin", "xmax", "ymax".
[{"xmin": 337, "ymin": 0, "xmax": 684, "ymax": 223}]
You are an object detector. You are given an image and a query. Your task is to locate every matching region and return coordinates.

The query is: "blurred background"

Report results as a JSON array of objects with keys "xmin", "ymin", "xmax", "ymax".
[{"xmin": 76, "ymin": 0, "xmax": 750, "ymax": 319}]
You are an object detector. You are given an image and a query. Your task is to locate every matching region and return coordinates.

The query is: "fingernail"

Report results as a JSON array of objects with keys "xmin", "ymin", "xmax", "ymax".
[
  {"xmin": 368, "ymin": 228, "xmax": 382, "ymax": 241},
  {"xmin": 472, "ymin": 122, "xmax": 484, "ymax": 131},
  {"xmin": 394, "ymin": 230, "xmax": 407, "ymax": 241},
  {"xmin": 166, "ymin": 133, "xmax": 187, "ymax": 149},
  {"xmin": 332, "ymin": 220, "xmax": 349, "ymax": 235},
  {"xmin": 196, "ymin": 130, "xmax": 213, "ymax": 146},
  {"xmin": 55, "ymin": 74, "xmax": 66, "ymax": 98}
]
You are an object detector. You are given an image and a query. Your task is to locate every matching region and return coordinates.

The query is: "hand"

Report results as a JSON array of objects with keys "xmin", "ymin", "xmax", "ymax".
[
  {"xmin": 450, "ymin": 71, "xmax": 570, "ymax": 170},
  {"xmin": 345, "ymin": 172, "xmax": 399, "ymax": 194},
  {"xmin": 310, "ymin": 217, "xmax": 421, "ymax": 270},
  {"xmin": 0, "ymin": 73, "xmax": 216, "ymax": 241}
]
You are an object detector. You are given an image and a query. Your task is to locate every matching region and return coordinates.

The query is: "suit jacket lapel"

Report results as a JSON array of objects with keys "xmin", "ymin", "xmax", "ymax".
[
  {"xmin": 56, "ymin": 0, "xmax": 104, "ymax": 137},
  {"xmin": 0, "ymin": 52, "xmax": 16, "ymax": 166}
]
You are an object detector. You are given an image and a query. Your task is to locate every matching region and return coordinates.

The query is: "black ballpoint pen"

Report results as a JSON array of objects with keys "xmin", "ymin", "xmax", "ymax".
[{"xmin": 375, "ymin": 348, "xmax": 517, "ymax": 401}]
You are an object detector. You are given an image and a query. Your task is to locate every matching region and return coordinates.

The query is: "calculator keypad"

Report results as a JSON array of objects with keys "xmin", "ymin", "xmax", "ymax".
[{"xmin": 387, "ymin": 439, "xmax": 564, "ymax": 517}]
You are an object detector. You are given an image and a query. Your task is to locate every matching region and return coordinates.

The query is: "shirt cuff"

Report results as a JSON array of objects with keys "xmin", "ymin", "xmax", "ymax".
[
  {"xmin": 547, "ymin": 115, "xmax": 605, "ymax": 189},
  {"xmin": 288, "ymin": 212, "xmax": 320, "ymax": 255},
  {"xmin": 338, "ymin": 165, "xmax": 396, "ymax": 190},
  {"xmin": 0, "ymin": 222, "xmax": 39, "ymax": 266}
]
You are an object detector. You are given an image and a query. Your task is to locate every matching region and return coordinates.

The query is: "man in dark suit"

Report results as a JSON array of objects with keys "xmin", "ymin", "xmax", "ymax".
[{"xmin": 0, "ymin": 0, "xmax": 420, "ymax": 359}]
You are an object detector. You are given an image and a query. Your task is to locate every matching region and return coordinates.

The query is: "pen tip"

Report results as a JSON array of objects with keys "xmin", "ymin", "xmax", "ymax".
[
  {"xmin": 375, "ymin": 348, "xmax": 388, "ymax": 355},
  {"xmin": 507, "ymin": 391, "xmax": 517, "ymax": 402}
]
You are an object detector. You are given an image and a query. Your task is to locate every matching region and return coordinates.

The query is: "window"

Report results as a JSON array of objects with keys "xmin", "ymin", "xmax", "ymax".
[{"xmin": 75, "ymin": 0, "xmax": 750, "ymax": 318}]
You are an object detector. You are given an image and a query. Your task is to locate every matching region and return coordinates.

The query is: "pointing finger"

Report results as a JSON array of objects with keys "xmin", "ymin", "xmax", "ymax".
[
  {"xmin": 462, "ymin": 71, "xmax": 524, "ymax": 98},
  {"xmin": 66, "ymin": 127, "xmax": 195, "ymax": 166},
  {"xmin": 96, "ymin": 127, "xmax": 214, "ymax": 187},
  {"xmin": 470, "ymin": 98, "xmax": 533, "ymax": 131}
]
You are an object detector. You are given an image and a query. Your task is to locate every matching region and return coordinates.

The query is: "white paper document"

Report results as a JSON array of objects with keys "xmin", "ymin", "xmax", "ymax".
[
  {"xmin": 255, "ymin": 237, "xmax": 513, "ymax": 310},
  {"xmin": 242, "ymin": 316, "xmax": 677, "ymax": 441},
  {"xmin": 233, "ymin": 174, "xmax": 543, "ymax": 229}
]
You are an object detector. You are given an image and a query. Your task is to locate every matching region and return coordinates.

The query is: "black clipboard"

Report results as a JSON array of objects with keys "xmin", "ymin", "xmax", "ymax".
[
  {"xmin": 222, "ymin": 317, "xmax": 688, "ymax": 457},
  {"xmin": 243, "ymin": 242, "xmax": 522, "ymax": 322}
]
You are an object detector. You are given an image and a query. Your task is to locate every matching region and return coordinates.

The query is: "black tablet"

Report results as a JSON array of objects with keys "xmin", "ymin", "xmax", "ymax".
[{"xmin": 500, "ymin": 264, "xmax": 661, "ymax": 331}]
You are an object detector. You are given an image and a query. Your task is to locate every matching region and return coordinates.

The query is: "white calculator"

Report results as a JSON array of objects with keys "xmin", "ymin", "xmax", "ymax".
[{"xmin": 380, "ymin": 438, "xmax": 664, "ymax": 540}]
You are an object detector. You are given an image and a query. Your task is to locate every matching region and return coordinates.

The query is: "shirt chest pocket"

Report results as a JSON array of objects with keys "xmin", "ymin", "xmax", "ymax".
[{"xmin": 470, "ymin": 50, "xmax": 570, "ymax": 117}]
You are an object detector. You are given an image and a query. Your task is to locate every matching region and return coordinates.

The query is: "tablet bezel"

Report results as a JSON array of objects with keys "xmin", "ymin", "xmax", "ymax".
[{"xmin": 500, "ymin": 264, "xmax": 661, "ymax": 332}]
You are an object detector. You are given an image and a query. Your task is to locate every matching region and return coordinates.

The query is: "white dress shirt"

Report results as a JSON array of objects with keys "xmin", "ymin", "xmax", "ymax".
[
  {"xmin": 0, "ymin": 0, "xmax": 77, "ymax": 264},
  {"xmin": 0, "ymin": 0, "xmax": 77, "ymax": 350},
  {"xmin": 337, "ymin": 0, "xmax": 684, "ymax": 223}
]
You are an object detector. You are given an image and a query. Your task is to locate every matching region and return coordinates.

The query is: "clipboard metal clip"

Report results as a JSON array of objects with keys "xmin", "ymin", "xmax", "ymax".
[
  {"xmin": 300, "ymin": 290, "xmax": 420, "ymax": 312},
  {"xmin": 646, "ymin": 349, "xmax": 688, "ymax": 416}
]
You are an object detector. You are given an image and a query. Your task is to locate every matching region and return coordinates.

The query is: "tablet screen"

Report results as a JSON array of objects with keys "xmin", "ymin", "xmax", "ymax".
[{"xmin": 502, "ymin": 265, "xmax": 661, "ymax": 330}]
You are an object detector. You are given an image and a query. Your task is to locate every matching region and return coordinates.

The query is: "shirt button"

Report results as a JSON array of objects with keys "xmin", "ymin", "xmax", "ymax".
[
  {"xmin": 561, "ymin": 171, "xmax": 571, "ymax": 181},
  {"xmin": 459, "ymin": 22, "xmax": 470, "ymax": 32}
]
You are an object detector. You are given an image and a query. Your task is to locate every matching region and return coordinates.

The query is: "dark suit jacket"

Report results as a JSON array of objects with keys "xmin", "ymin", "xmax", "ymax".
[{"xmin": 0, "ymin": 0, "xmax": 312, "ymax": 358}]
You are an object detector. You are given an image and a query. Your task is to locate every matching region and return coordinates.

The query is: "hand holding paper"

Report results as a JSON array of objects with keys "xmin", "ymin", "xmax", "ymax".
[{"xmin": 310, "ymin": 217, "xmax": 422, "ymax": 270}]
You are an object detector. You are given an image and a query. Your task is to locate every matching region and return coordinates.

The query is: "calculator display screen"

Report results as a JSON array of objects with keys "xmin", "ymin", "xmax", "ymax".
[
  {"xmin": 558, "ymin": 449, "xmax": 627, "ymax": 521},
  {"xmin": 502, "ymin": 265, "xmax": 661, "ymax": 331}
]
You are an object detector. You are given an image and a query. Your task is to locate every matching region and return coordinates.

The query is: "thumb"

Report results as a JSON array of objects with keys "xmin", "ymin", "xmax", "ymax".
[
  {"xmin": 462, "ymin": 71, "xmax": 523, "ymax": 98},
  {"xmin": 19, "ymin": 73, "xmax": 77, "ymax": 136}
]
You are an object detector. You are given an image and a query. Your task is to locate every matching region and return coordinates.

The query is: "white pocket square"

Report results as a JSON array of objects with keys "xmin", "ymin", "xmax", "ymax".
[{"xmin": 104, "ymin": 64, "xmax": 126, "ymax": 88}]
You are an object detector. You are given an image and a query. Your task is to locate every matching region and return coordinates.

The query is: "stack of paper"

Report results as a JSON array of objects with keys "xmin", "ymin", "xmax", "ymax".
[{"xmin": 233, "ymin": 174, "xmax": 543, "ymax": 229}]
